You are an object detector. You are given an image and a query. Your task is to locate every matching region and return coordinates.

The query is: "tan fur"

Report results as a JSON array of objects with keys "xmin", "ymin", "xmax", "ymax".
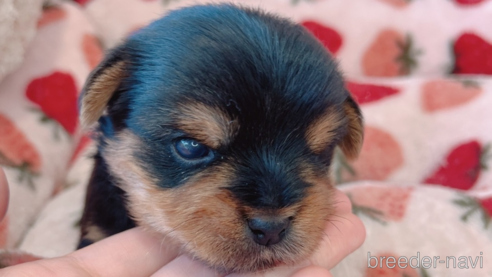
[
  {"xmin": 80, "ymin": 61, "xmax": 126, "ymax": 129},
  {"xmin": 83, "ymin": 225, "xmax": 107, "ymax": 242},
  {"xmin": 338, "ymin": 100, "xmax": 364, "ymax": 160},
  {"xmin": 171, "ymin": 103, "xmax": 239, "ymax": 148},
  {"xmin": 102, "ymin": 130, "xmax": 334, "ymax": 273},
  {"xmin": 305, "ymin": 108, "xmax": 345, "ymax": 154}
]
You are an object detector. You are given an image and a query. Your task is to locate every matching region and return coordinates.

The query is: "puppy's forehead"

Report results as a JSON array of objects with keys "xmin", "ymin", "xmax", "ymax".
[{"xmin": 123, "ymin": 4, "xmax": 349, "ymax": 149}]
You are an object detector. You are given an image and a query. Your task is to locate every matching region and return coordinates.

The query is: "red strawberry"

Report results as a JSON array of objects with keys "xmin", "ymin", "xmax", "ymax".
[
  {"xmin": 346, "ymin": 81, "xmax": 400, "ymax": 105},
  {"xmin": 26, "ymin": 71, "xmax": 79, "ymax": 135},
  {"xmin": 452, "ymin": 33, "xmax": 492, "ymax": 75},
  {"xmin": 349, "ymin": 186, "xmax": 413, "ymax": 223},
  {"xmin": 0, "ymin": 114, "xmax": 41, "ymax": 188},
  {"xmin": 424, "ymin": 141, "xmax": 489, "ymax": 190},
  {"xmin": 341, "ymin": 126, "xmax": 404, "ymax": 181},
  {"xmin": 82, "ymin": 34, "xmax": 103, "ymax": 70},
  {"xmin": 378, "ymin": 0, "xmax": 414, "ymax": 8},
  {"xmin": 37, "ymin": 5, "xmax": 66, "ymax": 28},
  {"xmin": 362, "ymin": 29, "xmax": 420, "ymax": 77},
  {"xmin": 421, "ymin": 79, "xmax": 482, "ymax": 112},
  {"xmin": 365, "ymin": 252, "xmax": 420, "ymax": 277},
  {"xmin": 454, "ymin": 0, "xmax": 487, "ymax": 5},
  {"xmin": 302, "ymin": 21, "xmax": 343, "ymax": 54},
  {"xmin": 0, "ymin": 216, "xmax": 8, "ymax": 248}
]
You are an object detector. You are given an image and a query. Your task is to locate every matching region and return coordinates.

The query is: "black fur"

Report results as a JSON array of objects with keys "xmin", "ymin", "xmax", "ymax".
[{"xmin": 78, "ymin": 152, "xmax": 135, "ymax": 248}]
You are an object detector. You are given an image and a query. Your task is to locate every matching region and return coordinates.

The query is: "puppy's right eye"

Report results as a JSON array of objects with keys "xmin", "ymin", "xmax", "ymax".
[{"xmin": 174, "ymin": 138, "xmax": 212, "ymax": 160}]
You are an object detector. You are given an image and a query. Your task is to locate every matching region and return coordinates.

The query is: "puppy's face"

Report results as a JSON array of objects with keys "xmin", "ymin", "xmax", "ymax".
[{"xmin": 79, "ymin": 5, "xmax": 363, "ymax": 273}]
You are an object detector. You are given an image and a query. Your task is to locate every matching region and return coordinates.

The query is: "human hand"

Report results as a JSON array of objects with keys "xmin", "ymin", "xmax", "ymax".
[{"xmin": 0, "ymin": 167, "xmax": 364, "ymax": 277}]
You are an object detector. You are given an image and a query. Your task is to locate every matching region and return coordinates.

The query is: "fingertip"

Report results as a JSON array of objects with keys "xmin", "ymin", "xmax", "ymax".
[
  {"xmin": 0, "ymin": 167, "xmax": 9, "ymax": 220},
  {"xmin": 332, "ymin": 189, "xmax": 352, "ymax": 214},
  {"xmin": 291, "ymin": 266, "xmax": 332, "ymax": 277},
  {"xmin": 354, "ymin": 215, "xmax": 366, "ymax": 249},
  {"xmin": 69, "ymin": 228, "xmax": 181, "ymax": 277}
]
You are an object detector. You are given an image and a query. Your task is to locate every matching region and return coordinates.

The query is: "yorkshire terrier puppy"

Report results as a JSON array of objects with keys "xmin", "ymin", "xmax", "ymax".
[{"xmin": 77, "ymin": 4, "xmax": 363, "ymax": 273}]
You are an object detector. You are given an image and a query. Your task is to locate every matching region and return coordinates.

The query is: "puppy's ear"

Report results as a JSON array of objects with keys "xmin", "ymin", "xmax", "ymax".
[
  {"xmin": 338, "ymin": 95, "xmax": 363, "ymax": 160},
  {"xmin": 79, "ymin": 48, "xmax": 127, "ymax": 129}
]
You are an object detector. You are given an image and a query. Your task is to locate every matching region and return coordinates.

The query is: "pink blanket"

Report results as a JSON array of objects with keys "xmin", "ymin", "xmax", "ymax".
[{"xmin": 1, "ymin": 0, "xmax": 491, "ymax": 276}]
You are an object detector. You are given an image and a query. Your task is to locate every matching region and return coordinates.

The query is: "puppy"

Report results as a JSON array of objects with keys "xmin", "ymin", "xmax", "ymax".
[{"xmin": 77, "ymin": 4, "xmax": 363, "ymax": 273}]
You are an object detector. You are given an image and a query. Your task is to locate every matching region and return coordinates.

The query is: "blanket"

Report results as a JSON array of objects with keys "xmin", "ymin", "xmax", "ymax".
[{"xmin": 1, "ymin": 0, "xmax": 492, "ymax": 276}]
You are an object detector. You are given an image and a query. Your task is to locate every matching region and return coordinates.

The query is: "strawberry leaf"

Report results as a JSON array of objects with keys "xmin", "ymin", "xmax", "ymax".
[
  {"xmin": 420, "ymin": 268, "xmax": 431, "ymax": 277},
  {"xmin": 480, "ymin": 143, "xmax": 491, "ymax": 170},
  {"xmin": 396, "ymin": 33, "xmax": 422, "ymax": 75},
  {"xmin": 348, "ymin": 194, "xmax": 387, "ymax": 225},
  {"xmin": 334, "ymin": 148, "xmax": 356, "ymax": 184},
  {"xmin": 455, "ymin": 195, "xmax": 492, "ymax": 229},
  {"xmin": 481, "ymin": 209, "xmax": 491, "ymax": 229},
  {"xmin": 73, "ymin": 217, "xmax": 81, "ymax": 228},
  {"xmin": 29, "ymin": 108, "xmax": 70, "ymax": 141},
  {"xmin": 453, "ymin": 195, "xmax": 477, "ymax": 207},
  {"xmin": 162, "ymin": 0, "xmax": 180, "ymax": 6},
  {"xmin": 16, "ymin": 162, "xmax": 38, "ymax": 190},
  {"xmin": 461, "ymin": 206, "xmax": 479, "ymax": 222},
  {"xmin": 0, "ymin": 153, "xmax": 38, "ymax": 190},
  {"xmin": 461, "ymin": 79, "xmax": 481, "ymax": 88}
]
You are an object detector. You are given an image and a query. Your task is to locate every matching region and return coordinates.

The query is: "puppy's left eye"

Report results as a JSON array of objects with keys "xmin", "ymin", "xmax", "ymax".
[{"xmin": 174, "ymin": 138, "xmax": 212, "ymax": 160}]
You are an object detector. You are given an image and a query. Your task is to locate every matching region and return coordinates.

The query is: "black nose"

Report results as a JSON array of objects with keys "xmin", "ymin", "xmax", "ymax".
[{"xmin": 248, "ymin": 217, "xmax": 291, "ymax": 246}]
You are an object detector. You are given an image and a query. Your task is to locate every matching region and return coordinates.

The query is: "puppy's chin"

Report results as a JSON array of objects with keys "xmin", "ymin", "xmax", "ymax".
[{"xmin": 102, "ymin": 131, "xmax": 335, "ymax": 273}]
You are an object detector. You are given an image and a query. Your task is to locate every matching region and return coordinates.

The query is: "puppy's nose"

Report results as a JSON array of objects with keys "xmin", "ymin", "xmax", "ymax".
[{"xmin": 248, "ymin": 217, "xmax": 291, "ymax": 246}]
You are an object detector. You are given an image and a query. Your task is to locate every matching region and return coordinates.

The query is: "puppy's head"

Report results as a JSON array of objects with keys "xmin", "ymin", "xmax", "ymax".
[{"xmin": 79, "ymin": 4, "xmax": 363, "ymax": 273}]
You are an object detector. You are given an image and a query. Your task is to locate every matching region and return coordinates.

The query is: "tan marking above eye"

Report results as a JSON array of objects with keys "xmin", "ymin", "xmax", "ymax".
[
  {"xmin": 305, "ymin": 109, "xmax": 345, "ymax": 154},
  {"xmin": 172, "ymin": 103, "xmax": 239, "ymax": 149}
]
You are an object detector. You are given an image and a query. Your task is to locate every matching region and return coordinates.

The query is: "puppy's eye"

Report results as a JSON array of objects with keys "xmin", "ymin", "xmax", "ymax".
[{"xmin": 174, "ymin": 138, "xmax": 211, "ymax": 160}]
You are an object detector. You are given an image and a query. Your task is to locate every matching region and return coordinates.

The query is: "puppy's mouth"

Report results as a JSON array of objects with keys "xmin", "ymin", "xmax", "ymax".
[
  {"xmin": 150, "ymin": 188, "xmax": 332, "ymax": 273},
  {"xmin": 115, "ymin": 170, "xmax": 331, "ymax": 273},
  {"xmin": 173, "ymin": 213, "xmax": 307, "ymax": 273}
]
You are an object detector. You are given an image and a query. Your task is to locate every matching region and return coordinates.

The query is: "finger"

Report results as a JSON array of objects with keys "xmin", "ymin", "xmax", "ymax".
[
  {"xmin": 331, "ymin": 189, "xmax": 353, "ymax": 215},
  {"xmin": 0, "ymin": 167, "xmax": 9, "ymax": 220},
  {"xmin": 69, "ymin": 227, "xmax": 180, "ymax": 277},
  {"xmin": 310, "ymin": 210, "xmax": 366, "ymax": 269},
  {"xmin": 291, "ymin": 266, "xmax": 332, "ymax": 277},
  {"xmin": 0, "ymin": 228, "xmax": 180, "ymax": 277},
  {"xmin": 151, "ymin": 255, "xmax": 221, "ymax": 277}
]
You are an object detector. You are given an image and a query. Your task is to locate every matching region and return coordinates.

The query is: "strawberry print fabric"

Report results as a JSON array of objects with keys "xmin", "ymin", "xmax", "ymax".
[
  {"xmin": 0, "ymin": 0, "xmax": 43, "ymax": 81},
  {"xmin": 332, "ymin": 183, "xmax": 492, "ymax": 277},
  {"xmin": 77, "ymin": 0, "xmax": 492, "ymax": 77},
  {"xmin": 1, "ymin": 0, "xmax": 492, "ymax": 276},
  {"xmin": 336, "ymin": 77, "xmax": 492, "ymax": 192},
  {"xmin": 0, "ymin": 2, "xmax": 101, "ymax": 247}
]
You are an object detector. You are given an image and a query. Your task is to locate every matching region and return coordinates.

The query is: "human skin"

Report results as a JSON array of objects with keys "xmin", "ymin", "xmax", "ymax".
[{"xmin": 0, "ymin": 167, "xmax": 365, "ymax": 277}]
